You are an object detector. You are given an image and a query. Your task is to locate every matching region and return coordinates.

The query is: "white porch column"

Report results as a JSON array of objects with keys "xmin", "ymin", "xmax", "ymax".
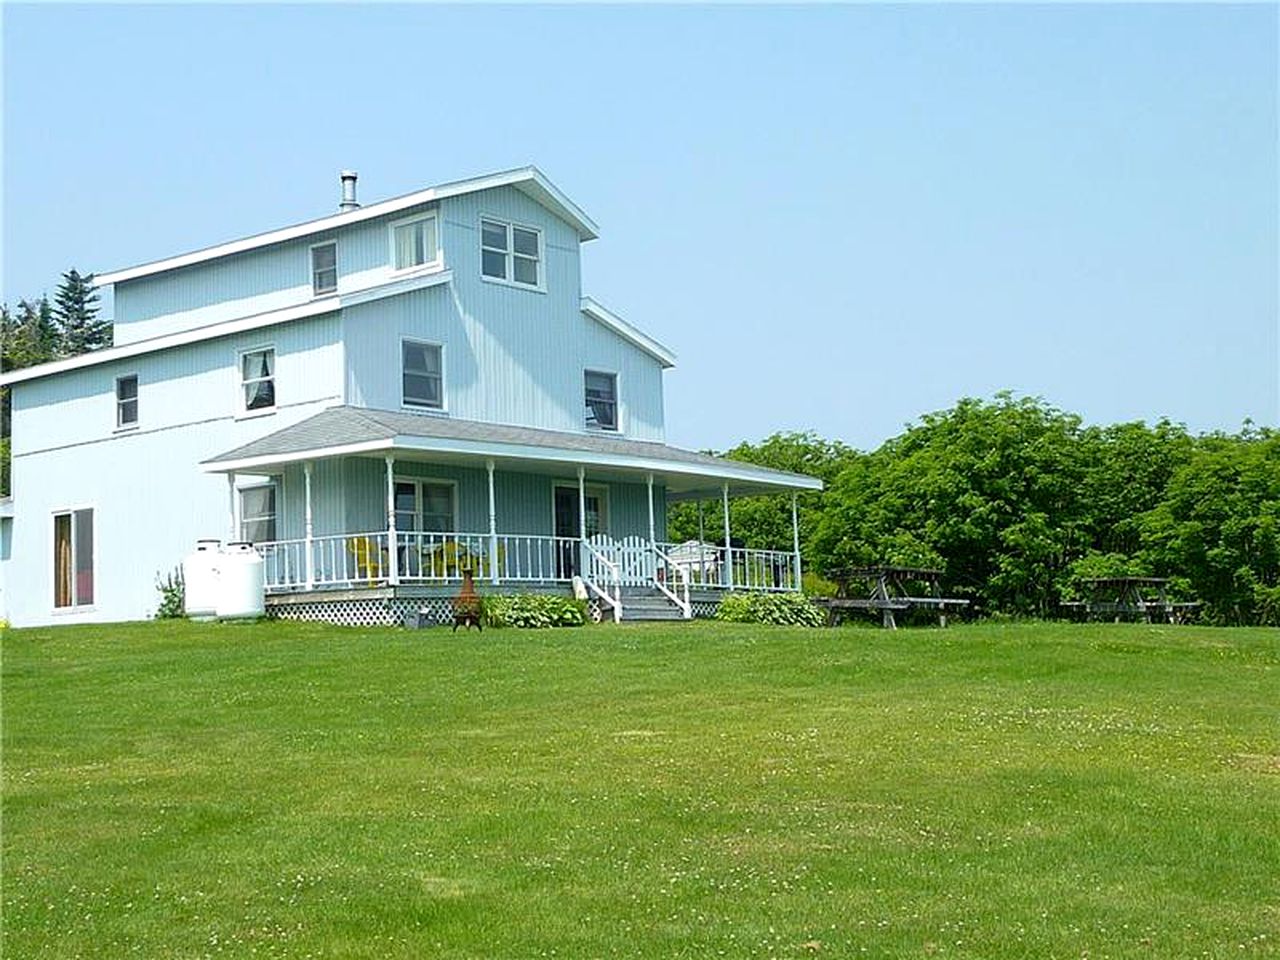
[
  {"xmin": 304, "ymin": 461, "xmax": 315, "ymax": 590},
  {"xmin": 697, "ymin": 500, "xmax": 706, "ymax": 582},
  {"xmin": 486, "ymin": 458, "xmax": 499, "ymax": 586},
  {"xmin": 385, "ymin": 456, "xmax": 399, "ymax": 585},
  {"xmin": 227, "ymin": 474, "xmax": 237, "ymax": 541},
  {"xmin": 791, "ymin": 492, "xmax": 802, "ymax": 591},
  {"xmin": 722, "ymin": 482, "xmax": 733, "ymax": 589},
  {"xmin": 646, "ymin": 473, "xmax": 656, "ymax": 546},
  {"xmin": 577, "ymin": 466, "xmax": 587, "ymax": 577}
]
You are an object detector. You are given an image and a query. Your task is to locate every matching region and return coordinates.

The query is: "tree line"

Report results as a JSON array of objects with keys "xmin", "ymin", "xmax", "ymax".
[
  {"xmin": 668, "ymin": 394, "xmax": 1279, "ymax": 626},
  {"xmin": 1, "ymin": 269, "xmax": 108, "ymax": 494}
]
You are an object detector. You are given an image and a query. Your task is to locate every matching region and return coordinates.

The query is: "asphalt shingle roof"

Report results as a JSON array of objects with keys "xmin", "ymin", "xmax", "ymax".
[{"xmin": 203, "ymin": 406, "xmax": 821, "ymax": 491}]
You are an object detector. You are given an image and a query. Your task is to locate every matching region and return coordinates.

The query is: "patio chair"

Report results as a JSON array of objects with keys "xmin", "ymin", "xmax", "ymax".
[{"xmin": 346, "ymin": 535, "xmax": 384, "ymax": 585}]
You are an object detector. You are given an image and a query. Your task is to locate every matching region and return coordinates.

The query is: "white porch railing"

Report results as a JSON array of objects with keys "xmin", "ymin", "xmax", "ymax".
[{"xmin": 258, "ymin": 531, "xmax": 800, "ymax": 598}]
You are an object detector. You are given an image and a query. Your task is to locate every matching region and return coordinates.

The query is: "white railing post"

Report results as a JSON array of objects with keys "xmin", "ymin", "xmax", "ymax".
[
  {"xmin": 791, "ymin": 492, "xmax": 802, "ymax": 592},
  {"xmin": 304, "ymin": 461, "xmax": 315, "ymax": 590},
  {"xmin": 487, "ymin": 458, "xmax": 499, "ymax": 585},
  {"xmin": 722, "ymin": 482, "xmax": 733, "ymax": 590},
  {"xmin": 385, "ymin": 456, "xmax": 399, "ymax": 586}
]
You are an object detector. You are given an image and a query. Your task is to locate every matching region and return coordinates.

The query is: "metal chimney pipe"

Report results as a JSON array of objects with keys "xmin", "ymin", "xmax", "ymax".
[{"xmin": 339, "ymin": 170, "xmax": 359, "ymax": 211}]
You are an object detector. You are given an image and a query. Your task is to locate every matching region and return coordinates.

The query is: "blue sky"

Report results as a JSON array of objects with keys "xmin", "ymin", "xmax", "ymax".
[{"xmin": 3, "ymin": 4, "xmax": 1276, "ymax": 451}]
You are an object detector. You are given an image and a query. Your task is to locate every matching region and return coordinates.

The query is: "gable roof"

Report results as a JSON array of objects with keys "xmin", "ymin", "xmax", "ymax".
[
  {"xmin": 581, "ymin": 298, "xmax": 677, "ymax": 369},
  {"xmin": 95, "ymin": 166, "xmax": 599, "ymax": 287},
  {"xmin": 201, "ymin": 405, "xmax": 823, "ymax": 497}
]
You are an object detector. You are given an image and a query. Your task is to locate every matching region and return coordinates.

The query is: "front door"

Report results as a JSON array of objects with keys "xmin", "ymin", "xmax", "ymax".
[{"xmin": 553, "ymin": 485, "xmax": 605, "ymax": 577}]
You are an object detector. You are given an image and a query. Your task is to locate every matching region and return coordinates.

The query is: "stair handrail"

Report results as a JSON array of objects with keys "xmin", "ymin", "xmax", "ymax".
[
  {"xmin": 582, "ymin": 539, "xmax": 622, "ymax": 622},
  {"xmin": 651, "ymin": 543, "xmax": 692, "ymax": 619}
]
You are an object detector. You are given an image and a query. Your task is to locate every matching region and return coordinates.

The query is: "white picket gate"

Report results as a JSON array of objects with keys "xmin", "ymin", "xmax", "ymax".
[{"xmin": 588, "ymin": 534, "xmax": 655, "ymax": 587}]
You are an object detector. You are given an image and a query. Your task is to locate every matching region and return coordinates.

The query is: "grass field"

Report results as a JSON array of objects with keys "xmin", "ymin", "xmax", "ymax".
[{"xmin": 2, "ymin": 620, "xmax": 1277, "ymax": 959}]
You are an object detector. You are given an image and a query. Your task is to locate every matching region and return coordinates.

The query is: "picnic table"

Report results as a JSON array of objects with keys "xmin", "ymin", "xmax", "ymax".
[
  {"xmin": 1060, "ymin": 577, "xmax": 1199, "ymax": 624},
  {"xmin": 814, "ymin": 566, "xmax": 969, "ymax": 629}
]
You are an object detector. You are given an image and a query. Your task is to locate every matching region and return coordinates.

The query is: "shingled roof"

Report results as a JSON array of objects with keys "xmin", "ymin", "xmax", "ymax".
[{"xmin": 202, "ymin": 405, "xmax": 822, "ymax": 496}]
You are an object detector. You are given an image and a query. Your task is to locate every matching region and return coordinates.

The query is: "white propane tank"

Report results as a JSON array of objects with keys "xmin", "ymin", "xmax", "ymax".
[
  {"xmin": 215, "ymin": 542, "xmax": 266, "ymax": 620},
  {"xmin": 183, "ymin": 539, "xmax": 222, "ymax": 619}
]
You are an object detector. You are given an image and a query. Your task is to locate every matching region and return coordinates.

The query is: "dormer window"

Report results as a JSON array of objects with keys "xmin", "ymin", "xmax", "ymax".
[
  {"xmin": 585, "ymin": 370, "xmax": 618, "ymax": 431},
  {"xmin": 391, "ymin": 214, "xmax": 438, "ymax": 271},
  {"xmin": 481, "ymin": 218, "xmax": 541, "ymax": 288},
  {"xmin": 311, "ymin": 242, "xmax": 337, "ymax": 295}
]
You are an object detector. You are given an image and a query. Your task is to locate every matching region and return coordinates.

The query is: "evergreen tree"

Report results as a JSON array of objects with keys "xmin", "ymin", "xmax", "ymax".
[{"xmin": 52, "ymin": 268, "xmax": 109, "ymax": 355}]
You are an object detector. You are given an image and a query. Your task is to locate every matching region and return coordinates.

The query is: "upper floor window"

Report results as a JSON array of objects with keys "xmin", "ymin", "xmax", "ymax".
[
  {"xmin": 481, "ymin": 218, "xmax": 541, "ymax": 288},
  {"xmin": 392, "ymin": 214, "xmax": 438, "ymax": 272},
  {"xmin": 240, "ymin": 347, "xmax": 275, "ymax": 413},
  {"xmin": 585, "ymin": 370, "xmax": 618, "ymax": 431},
  {"xmin": 115, "ymin": 374, "xmax": 138, "ymax": 428},
  {"xmin": 53, "ymin": 508, "xmax": 94, "ymax": 609},
  {"xmin": 311, "ymin": 242, "xmax": 337, "ymax": 295},
  {"xmin": 239, "ymin": 483, "xmax": 278, "ymax": 544},
  {"xmin": 402, "ymin": 340, "xmax": 443, "ymax": 410}
]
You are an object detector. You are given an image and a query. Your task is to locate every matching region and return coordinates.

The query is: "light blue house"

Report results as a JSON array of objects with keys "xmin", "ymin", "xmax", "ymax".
[{"xmin": 0, "ymin": 168, "xmax": 821, "ymax": 627}]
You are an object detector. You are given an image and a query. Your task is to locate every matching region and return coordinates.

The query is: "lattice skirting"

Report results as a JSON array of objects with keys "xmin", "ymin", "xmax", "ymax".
[
  {"xmin": 268, "ymin": 596, "xmax": 456, "ymax": 628},
  {"xmin": 691, "ymin": 599, "xmax": 721, "ymax": 619}
]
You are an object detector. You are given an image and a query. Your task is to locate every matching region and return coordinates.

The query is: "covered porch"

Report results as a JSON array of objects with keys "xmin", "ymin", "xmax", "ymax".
[{"xmin": 201, "ymin": 406, "xmax": 821, "ymax": 622}]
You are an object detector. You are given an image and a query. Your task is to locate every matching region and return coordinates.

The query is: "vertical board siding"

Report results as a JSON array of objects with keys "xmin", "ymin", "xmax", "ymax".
[
  {"xmin": 113, "ymin": 240, "xmax": 316, "ymax": 344},
  {"xmin": 11, "ymin": 313, "xmax": 343, "ymax": 456},
  {"xmin": 302, "ymin": 457, "xmax": 663, "ymax": 540},
  {"xmin": 344, "ymin": 185, "xmax": 666, "ymax": 440}
]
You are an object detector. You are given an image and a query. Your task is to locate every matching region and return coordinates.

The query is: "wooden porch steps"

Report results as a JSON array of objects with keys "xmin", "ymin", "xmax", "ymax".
[{"xmin": 618, "ymin": 587, "xmax": 687, "ymax": 622}]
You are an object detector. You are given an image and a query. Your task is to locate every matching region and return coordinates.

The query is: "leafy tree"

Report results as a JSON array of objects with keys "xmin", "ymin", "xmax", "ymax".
[
  {"xmin": 52, "ymin": 269, "xmax": 108, "ymax": 355},
  {"xmin": 1138, "ymin": 428, "xmax": 1280, "ymax": 624},
  {"xmin": 814, "ymin": 394, "xmax": 1091, "ymax": 615}
]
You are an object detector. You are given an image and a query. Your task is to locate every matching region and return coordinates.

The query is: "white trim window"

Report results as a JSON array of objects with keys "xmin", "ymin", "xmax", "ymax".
[
  {"xmin": 239, "ymin": 483, "xmax": 278, "ymax": 544},
  {"xmin": 240, "ymin": 347, "xmax": 275, "ymax": 413},
  {"xmin": 481, "ymin": 218, "xmax": 541, "ymax": 288},
  {"xmin": 394, "ymin": 479, "xmax": 457, "ymax": 533},
  {"xmin": 402, "ymin": 340, "xmax": 444, "ymax": 410},
  {"xmin": 392, "ymin": 214, "xmax": 439, "ymax": 272},
  {"xmin": 311, "ymin": 242, "xmax": 337, "ymax": 295},
  {"xmin": 115, "ymin": 374, "xmax": 138, "ymax": 428},
  {"xmin": 53, "ymin": 508, "xmax": 94, "ymax": 608},
  {"xmin": 584, "ymin": 370, "xmax": 618, "ymax": 431}
]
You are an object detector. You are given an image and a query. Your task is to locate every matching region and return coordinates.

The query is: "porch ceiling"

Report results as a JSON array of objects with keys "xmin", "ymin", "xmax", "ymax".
[{"xmin": 201, "ymin": 405, "xmax": 821, "ymax": 499}]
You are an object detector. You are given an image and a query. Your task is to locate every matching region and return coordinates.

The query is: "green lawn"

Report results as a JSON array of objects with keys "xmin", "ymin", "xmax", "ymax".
[{"xmin": 2, "ymin": 620, "xmax": 1277, "ymax": 959}]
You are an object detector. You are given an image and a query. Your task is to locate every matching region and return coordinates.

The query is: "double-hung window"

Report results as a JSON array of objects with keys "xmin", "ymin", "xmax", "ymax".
[
  {"xmin": 239, "ymin": 483, "xmax": 278, "ymax": 544},
  {"xmin": 53, "ymin": 508, "xmax": 94, "ymax": 608},
  {"xmin": 115, "ymin": 375, "xmax": 138, "ymax": 428},
  {"xmin": 481, "ymin": 218, "xmax": 541, "ymax": 288},
  {"xmin": 240, "ymin": 348, "xmax": 275, "ymax": 413},
  {"xmin": 394, "ymin": 480, "xmax": 456, "ymax": 533},
  {"xmin": 402, "ymin": 340, "xmax": 443, "ymax": 410},
  {"xmin": 392, "ymin": 214, "xmax": 438, "ymax": 271},
  {"xmin": 584, "ymin": 370, "xmax": 618, "ymax": 431},
  {"xmin": 311, "ymin": 242, "xmax": 337, "ymax": 295}
]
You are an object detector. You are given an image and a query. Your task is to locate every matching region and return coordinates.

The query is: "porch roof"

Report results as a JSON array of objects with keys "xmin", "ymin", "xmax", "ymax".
[{"xmin": 200, "ymin": 405, "xmax": 822, "ymax": 498}]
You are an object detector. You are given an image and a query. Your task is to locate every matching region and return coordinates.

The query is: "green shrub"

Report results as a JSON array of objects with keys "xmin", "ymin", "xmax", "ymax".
[
  {"xmin": 715, "ymin": 591, "xmax": 825, "ymax": 627},
  {"xmin": 154, "ymin": 567, "xmax": 185, "ymax": 620},
  {"xmin": 802, "ymin": 570, "xmax": 840, "ymax": 597},
  {"xmin": 483, "ymin": 594, "xmax": 587, "ymax": 629}
]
